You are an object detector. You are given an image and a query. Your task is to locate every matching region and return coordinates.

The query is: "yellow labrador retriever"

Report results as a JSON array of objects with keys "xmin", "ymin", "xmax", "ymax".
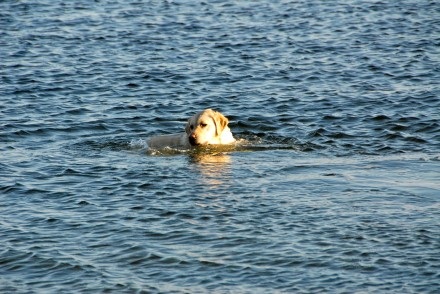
[{"xmin": 147, "ymin": 109, "xmax": 235, "ymax": 149}]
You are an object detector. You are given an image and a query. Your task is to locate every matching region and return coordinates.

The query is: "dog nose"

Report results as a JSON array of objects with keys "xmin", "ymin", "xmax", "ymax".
[{"xmin": 189, "ymin": 135, "xmax": 197, "ymax": 145}]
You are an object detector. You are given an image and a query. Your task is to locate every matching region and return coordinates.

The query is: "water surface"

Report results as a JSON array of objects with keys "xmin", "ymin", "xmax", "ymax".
[{"xmin": 1, "ymin": 0, "xmax": 439, "ymax": 293}]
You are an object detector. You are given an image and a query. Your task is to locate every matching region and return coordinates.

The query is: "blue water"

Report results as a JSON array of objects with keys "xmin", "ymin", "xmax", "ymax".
[{"xmin": 1, "ymin": 0, "xmax": 439, "ymax": 293}]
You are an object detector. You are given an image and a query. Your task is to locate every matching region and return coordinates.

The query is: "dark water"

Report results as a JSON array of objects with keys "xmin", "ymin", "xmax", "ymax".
[{"xmin": 1, "ymin": 0, "xmax": 439, "ymax": 293}]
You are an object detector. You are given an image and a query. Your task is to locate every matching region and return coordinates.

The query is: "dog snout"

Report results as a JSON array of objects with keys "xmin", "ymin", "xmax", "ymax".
[{"xmin": 189, "ymin": 133, "xmax": 197, "ymax": 145}]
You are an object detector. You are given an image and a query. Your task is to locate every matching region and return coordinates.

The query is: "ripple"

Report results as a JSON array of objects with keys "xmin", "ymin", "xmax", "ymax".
[{"xmin": 1, "ymin": 0, "xmax": 439, "ymax": 293}]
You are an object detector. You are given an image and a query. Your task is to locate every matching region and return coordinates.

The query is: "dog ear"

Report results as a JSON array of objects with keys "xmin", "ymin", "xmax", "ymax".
[{"xmin": 213, "ymin": 111, "xmax": 229, "ymax": 136}]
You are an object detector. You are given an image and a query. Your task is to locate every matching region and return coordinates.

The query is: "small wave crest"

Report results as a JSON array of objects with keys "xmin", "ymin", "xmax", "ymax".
[{"xmin": 129, "ymin": 138, "xmax": 149, "ymax": 150}]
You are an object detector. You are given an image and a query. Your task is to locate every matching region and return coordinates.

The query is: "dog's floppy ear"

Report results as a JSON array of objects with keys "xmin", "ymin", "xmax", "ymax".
[{"xmin": 212, "ymin": 111, "xmax": 229, "ymax": 136}]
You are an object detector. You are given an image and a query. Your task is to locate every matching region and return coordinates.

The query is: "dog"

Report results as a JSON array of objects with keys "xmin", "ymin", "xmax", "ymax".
[{"xmin": 147, "ymin": 109, "xmax": 235, "ymax": 149}]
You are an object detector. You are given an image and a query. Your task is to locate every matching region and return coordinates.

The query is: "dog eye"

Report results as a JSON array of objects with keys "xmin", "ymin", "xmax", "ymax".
[
  {"xmin": 190, "ymin": 125, "xmax": 194, "ymax": 130},
  {"xmin": 200, "ymin": 123, "xmax": 207, "ymax": 128}
]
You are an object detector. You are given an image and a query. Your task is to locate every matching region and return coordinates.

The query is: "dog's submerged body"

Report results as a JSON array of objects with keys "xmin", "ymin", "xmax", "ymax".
[{"xmin": 147, "ymin": 109, "xmax": 235, "ymax": 149}]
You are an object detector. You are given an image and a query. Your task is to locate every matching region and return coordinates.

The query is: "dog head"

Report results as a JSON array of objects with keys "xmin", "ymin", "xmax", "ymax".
[{"xmin": 185, "ymin": 109, "xmax": 229, "ymax": 146}]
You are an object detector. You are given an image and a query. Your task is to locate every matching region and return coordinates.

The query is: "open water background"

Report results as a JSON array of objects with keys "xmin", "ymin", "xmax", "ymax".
[{"xmin": 1, "ymin": 0, "xmax": 439, "ymax": 293}]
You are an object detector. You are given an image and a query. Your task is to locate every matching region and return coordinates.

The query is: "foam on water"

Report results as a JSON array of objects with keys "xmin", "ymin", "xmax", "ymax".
[{"xmin": 129, "ymin": 138, "xmax": 149, "ymax": 150}]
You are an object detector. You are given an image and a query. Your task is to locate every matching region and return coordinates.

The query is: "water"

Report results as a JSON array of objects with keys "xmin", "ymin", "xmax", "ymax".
[{"xmin": 1, "ymin": 0, "xmax": 439, "ymax": 293}]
